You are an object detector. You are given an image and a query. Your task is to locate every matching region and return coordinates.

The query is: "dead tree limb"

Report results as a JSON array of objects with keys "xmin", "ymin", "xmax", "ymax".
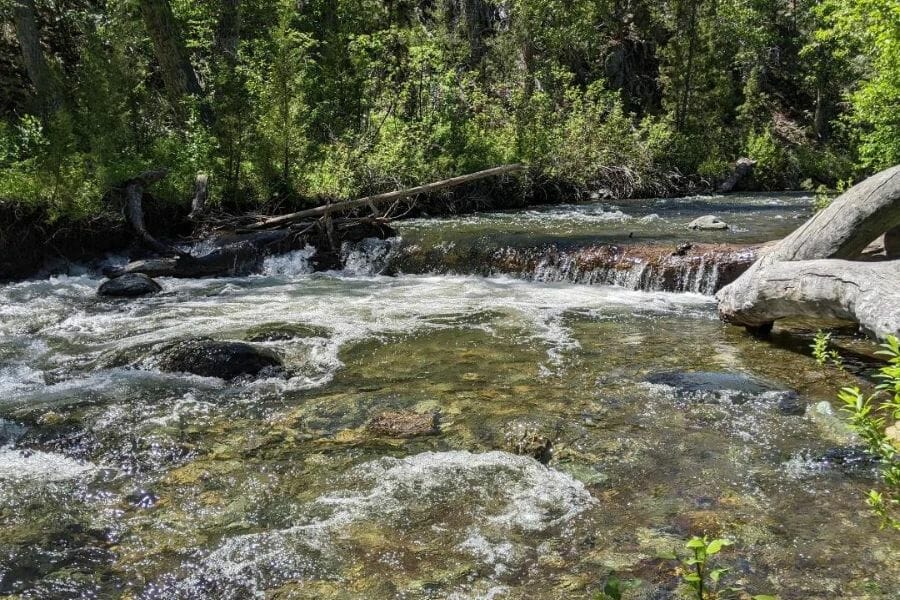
[
  {"xmin": 716, "ymin": 164, "xmax": 900, "ymax": 338},
  {"xmin": 122, "ymin": 169, "xmax": 185, "ymax": 256},
  {"xmin": 246, "ymin": 164, "xmax": 525, "ymax": 230},
  {"xmin": 189, "ymin": 172, "xmax": 209, "ymax": 220}
]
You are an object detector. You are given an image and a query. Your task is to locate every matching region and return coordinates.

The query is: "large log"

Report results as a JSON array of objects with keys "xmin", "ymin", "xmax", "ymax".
[
  {"xmin": 716, "ymin": 165, "xmax": 900, "ymax": 338},
  {"xmin": 716, "ymin": 260, "xmax": 900, "ymax": 339},
  {"xmin": 246, "ymin": 164, "xmax": 525, "ymax": 230}
]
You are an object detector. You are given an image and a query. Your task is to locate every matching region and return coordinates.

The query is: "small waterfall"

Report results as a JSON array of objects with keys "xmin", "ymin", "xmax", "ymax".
[
  {"xmin": 340, "ymin": 237, "xmax": 401, "ymax": 276},
  {"xmin": 389, "ymin": 242, "xmax": 758, "ymax": 295}
]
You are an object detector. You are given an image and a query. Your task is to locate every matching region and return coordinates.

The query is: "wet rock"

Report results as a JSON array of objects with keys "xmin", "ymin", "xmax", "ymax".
[
  {"xmin": 776, "ymin": 392, "xmax": 806, "ymax": 416},
  {"xmin": 507, "ymin": 429, "xmax": 553, "ymax": 464},
  {"xmin": 688, "ymin": 215, "xmax": 729, "ymax": 230},
  {"xmin": 97, "ymin": 273, "xmax": 161, "ymax": 297},
  {"xmin": 645, "ymin": 371, "xmax": 778, "ymax": 403},
  {"xmin": 155, "ymin": 338, "xmax": 282, "ymax": 379},
  {"xmin": 814, "ymin": 446, "xmax": 878, "ymax": 472},
  {"xmin": 366, "ymin": 411, "xmax": 439, "ymax": 438},
  {"xmin": 244, "ymin": 322, "xmax": 330, "ymax": 342}
]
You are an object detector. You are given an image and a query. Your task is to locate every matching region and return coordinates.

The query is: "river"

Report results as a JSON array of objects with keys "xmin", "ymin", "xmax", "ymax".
[{"xmin": 1, "ymin": 193, "xmax": 896, "ymax": 598}]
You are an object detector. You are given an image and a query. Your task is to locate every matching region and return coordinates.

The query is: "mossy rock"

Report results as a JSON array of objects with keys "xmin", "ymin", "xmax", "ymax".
[{"xmin": 244, "ymin": 322, "xmax": 331, "ymax": 342}]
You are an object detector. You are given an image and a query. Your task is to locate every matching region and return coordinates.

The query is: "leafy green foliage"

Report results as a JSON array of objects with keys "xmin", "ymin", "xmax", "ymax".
[
  {"xmin": 660, "ymin": 536, "xmax": 776, "ymax": 600},
  {"xmin": 594, "ymin": 573, "xmax": 642, "ymax": 600},
  {"xmin": 811, "ymin": 330, "xmax": 844, "ymax": 370},
  {"xmin": 0, "ymin": 0, "xmax": 895, "ymax": 223},
  {"xmin": 838, "ymin": 335, "xmax": 900, "ymax": 529}
]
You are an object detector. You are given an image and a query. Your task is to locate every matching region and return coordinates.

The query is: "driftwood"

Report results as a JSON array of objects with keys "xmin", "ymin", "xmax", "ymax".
[
  {"xmin": 716, "ymin": 165, "xmax": 900, "ymax": 338},
  {"xmin": 246, "ymin": 163, "xmax": 525, "ymax": 230}
]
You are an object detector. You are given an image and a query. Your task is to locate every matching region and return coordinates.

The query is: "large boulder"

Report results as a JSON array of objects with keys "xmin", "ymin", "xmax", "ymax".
[
  {"xmin": 688, "ymin": 215, "xmax": 729, "ymax": 231},
  {"xmin": 155, "ymin": 339, "xmax": 282, "ymax": 379},
  {"xmin": 98, "ymin": 273, "xmax": 162, "ymax": 297}
]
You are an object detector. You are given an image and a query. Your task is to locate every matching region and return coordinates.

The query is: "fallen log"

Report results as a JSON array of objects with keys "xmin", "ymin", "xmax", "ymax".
[
  {"xmin": 716, "ymin": 164, "xmax": 900, "ymax": 338},
  {"xmin": 246, "ymin": 164, "xmax": 525, "ymax": 230}
]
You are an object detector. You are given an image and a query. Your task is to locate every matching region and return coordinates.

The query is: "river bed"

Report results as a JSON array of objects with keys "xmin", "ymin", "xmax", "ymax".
[{"xmin": 0, "ymin": 194, "xmax": 896, "ymax": 599}]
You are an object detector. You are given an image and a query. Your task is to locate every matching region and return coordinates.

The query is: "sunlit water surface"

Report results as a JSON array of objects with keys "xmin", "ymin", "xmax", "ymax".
[{"xmin": 1, "ymin": 194, "xmax": 896, "ymax": 599}]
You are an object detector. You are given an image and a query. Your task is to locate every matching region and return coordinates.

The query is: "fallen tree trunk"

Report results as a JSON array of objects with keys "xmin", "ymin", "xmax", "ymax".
[
  {"xmin": 716, "ymin": 164, "xmax": 900, "ymax": 338},
  {"xmin": 716, "ymin": 260, "xmax": 900, "ymax": 339},
  {"xmin": 246, "ymin": 163, "xmax": 525, "ymax": 230}
]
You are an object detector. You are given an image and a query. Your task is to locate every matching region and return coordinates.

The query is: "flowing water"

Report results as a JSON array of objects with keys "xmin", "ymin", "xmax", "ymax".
[{"xmin": 1, "ymin": 194, "xmax": 897, "ymax": 599}]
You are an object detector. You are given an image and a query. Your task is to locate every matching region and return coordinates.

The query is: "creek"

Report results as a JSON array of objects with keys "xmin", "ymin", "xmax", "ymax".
[{"xmin": 0, "ymin": 193, "xmax": 896, "ymax": 599}]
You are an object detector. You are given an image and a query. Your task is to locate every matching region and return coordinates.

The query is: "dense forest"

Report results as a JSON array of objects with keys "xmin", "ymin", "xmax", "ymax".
[{"xmin": 0, "ymin": 0, "xmax": 898, "ymax": 223}]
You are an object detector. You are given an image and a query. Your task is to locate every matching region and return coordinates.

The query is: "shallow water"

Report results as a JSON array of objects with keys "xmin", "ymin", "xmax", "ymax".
[{"xmin": 1, "ymin": 194, "xmax": 896, "ymax": 599}]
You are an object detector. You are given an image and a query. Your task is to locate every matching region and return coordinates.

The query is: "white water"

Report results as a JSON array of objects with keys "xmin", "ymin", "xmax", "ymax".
[
  {"xmin": 0, "ymin": 266, "xmax": 713, "ymax": 405},
  {"xmin": 175, "ymin": 450, "xmax": 594, "ymax": 598}
]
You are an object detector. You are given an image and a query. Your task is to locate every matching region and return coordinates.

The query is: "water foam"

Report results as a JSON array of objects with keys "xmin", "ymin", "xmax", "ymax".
[
  {"xmin": 0, "ymin": 446, "xmax": 96, "ymax": 482},
  {"xmin": 171, "ymin": 451, "xmax": 594, "ymax": 598}
]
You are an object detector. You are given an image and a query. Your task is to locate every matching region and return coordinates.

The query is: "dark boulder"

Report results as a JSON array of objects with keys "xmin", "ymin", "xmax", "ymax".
[
  {"xmin": 155, "ymin": 339, "xmax": 282, "ymax": 379},
  {"xmin": 98, "ymin": 273, "xmax": 162, "ymax": 297}
]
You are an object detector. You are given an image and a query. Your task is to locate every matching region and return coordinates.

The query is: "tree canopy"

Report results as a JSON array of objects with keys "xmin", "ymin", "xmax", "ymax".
[{"xmin": 0, "ymin": 0, "xmax": 897, "ymax": 221}]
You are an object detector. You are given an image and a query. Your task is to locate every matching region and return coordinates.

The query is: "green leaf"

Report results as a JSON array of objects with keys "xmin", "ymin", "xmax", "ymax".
[
  {"xmin": 603, "ymin": 574, "xmax": 622, "ymax": 600},
  {"xmin": 709, "ymin": 567, "xmax": 729, "ymax": 582},
  {"xmin": 706, "ymin": 538, "xmax": 732, "ymax": 555},
  {"xmin": 656, "ymin": 550, "xmax": 678, "ymax": 560},
  {"xmin": 685, "ymin": 537, "xmax": 706, "ymax": 549},
  {"xmin": 683, "ymin": 574, "xmax": 702, "ymax": 582},
  {"xmin": 752, "ymin": 595, "xmax": 779, "ymax": 600}
]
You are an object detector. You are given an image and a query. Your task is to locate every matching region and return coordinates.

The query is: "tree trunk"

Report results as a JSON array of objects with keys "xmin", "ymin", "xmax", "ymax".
[
  {"xmin": 716, "ymin": 165, "xmax": 900, "ymax": 338},
  {"xmin": 215, "ymin": 0, "xmax": 240, "ymax": 68},
  {"xmin": 137, "ymin": 0, "xmax": 205, "ymax": 120},
  {"xmin": 11, "ymin": 0, "xmax": 62, "ymax": 117}
]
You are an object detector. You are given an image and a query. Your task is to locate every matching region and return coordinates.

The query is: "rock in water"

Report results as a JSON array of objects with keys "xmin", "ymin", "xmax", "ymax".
[
  {"xmin": 98, "ymin": 273, "xmax": 162, "ymax": 297},
  {"xmin": 688, "ymin": 215, "xmax": 729, "ymax": 231},
  {"xmin": 155, "ymin": 339, "xmax": 282, "ymax": 379},
  {"xmin": 366, "ymin": 411, "xmax": 439, "ymax": 437}
]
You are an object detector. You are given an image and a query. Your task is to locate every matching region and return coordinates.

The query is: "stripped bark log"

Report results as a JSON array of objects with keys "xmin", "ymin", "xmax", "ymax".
[
  {"xmin": 246, "ymin": 164, "xmax": 525, "ymax": 230},
  {"xmin": 716, "ymin": 165, "xmax": 900, "ymax": 338}
]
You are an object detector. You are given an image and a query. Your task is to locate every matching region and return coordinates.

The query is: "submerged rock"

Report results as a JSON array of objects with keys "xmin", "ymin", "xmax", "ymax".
[
  {"xmin": 776, "ymin": 393, "xmax": 806, "ymax": 416},
  {"xmin": 646, "ymin": 371, "xmax": 772, "ymax": 395},
  {"xmin": 366, "ymin": 411, "xmax": 440, "ymax": 438},
  {"xmin": 154, "ymin": 338, "xmax": 282, "ymax": 379},
  {"xmin": 688, "ymin": 215, "xmax": 729, "ymax": 230},
  {"xmin": 97, "ymin": 273, "xmax": 161, "ymax": 297},
  {"xmin": 815, "ymin": 446, "xmax": 878, "ymax": 471},
  {"xmin": 244, "ymin": 322, "xmax": 330, "ymax": 342}
]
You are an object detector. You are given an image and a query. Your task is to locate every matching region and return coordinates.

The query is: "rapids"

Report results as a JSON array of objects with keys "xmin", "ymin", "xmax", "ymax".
[{"xmin": 1, "ymin": 193, "xmax": 896, "ymax": 599}]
